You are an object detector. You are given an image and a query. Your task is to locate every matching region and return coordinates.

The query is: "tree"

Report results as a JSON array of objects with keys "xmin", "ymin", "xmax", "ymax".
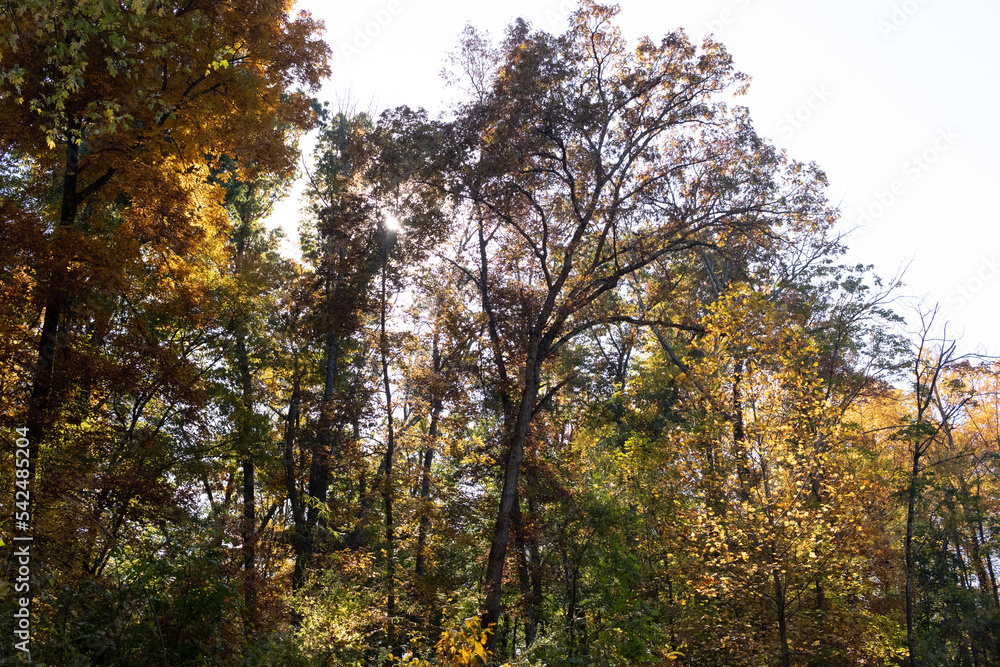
[
  {"xmin": 211, "ymin": 158, "xmax": 296, "ymax": 637},
  {"xmin": 0, "ymin": 0, "xmax": 329, "ymax": 494},
  {"xmin": 896, "ymin": 309, "xmax": 971, "ymax": 667},
  {"xmin": 287, "ymin": 106, "xmax": 448, "ymax": 599},
  {"xmin": 0, "ymin": 0, "xmax": 328, "ymax": 660},
  {"xmin": 434, "ymin": 3, "xmax": 836, "ymax": 657}
]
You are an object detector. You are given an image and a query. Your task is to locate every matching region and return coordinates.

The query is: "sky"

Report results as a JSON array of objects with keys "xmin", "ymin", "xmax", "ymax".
[{"xmin": 270, "ymin": 0, "xmax": 1000, "ymax": 354}]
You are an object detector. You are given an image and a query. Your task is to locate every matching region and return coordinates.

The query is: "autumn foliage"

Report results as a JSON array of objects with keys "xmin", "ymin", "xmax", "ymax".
[{"xmin": 1, "ymin": 2, "xmax": 999, "ymax": 666}]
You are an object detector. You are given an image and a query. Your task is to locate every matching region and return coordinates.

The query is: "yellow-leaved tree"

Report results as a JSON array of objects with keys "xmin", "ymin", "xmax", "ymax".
[{"xmin": 0, "ymin": 0, "xmax": 329, "ymax": 661}]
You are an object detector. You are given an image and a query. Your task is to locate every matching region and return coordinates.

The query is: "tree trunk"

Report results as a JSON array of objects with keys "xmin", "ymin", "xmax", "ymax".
[
  {"xmin": 512, "ymin": 495, "xmax": 535, "ymax": 649},
  {"xmin": 774, "ymin": 571, "xmax": 790, "ymax": 667},
  {"xmin": 241, "ymin": 457, "xmax": 257, "ymax": 629},
  {"xmin": 732, "ymin": 359, "xmax": 750, "ymax": 504},
  {"xmin": 905, "ymin": 460, "xmax": 919, "ymax": 667},
  {"xmin": 234, "ymin": 305, "xmax": 258, "ymax": 635},
  {"xmin": 481, "ymin": 356, "xmax": 541, "ymax": 660},
  {"xmin": 978, "ymin": 519, "xmax": 1000, "ymax": 608},
  {"xmin": 282, "ymin": 371, "xmax": 307, "ymax": 591},
  {"xmin": 379, "ymin": 263, "xmax": 397, "ymax": 656},
  {"xmin": 25, "ymin": 130, "xmax": 81, "ymax": 494},
  {"xmin": 416, "ymin": 340, "xmax": 442, "ymax": 579},
  {"xmin": 303, "ymin": 330, "xmax": 339, "ymax": 566},
  {"xmin": 526, "ymin": 491, "xmax": 545, "ymax": 643},
  {"xmin": 959, "ymin": 482, "xmax": 995, "ymax": 610}
]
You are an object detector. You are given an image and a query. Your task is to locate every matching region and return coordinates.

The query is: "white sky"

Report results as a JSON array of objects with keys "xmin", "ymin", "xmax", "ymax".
[{"xmin": 271, "ymin": 0, "xmax": 1000, "ymax": 354}]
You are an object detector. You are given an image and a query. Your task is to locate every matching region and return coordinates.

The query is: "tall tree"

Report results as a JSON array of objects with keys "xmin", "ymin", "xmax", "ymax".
[
  {"xmin": 435, "ymin": 4, "xmax": 836, "ymax": 656},
  {"xmin": 289, "ymin": 106, "xmax": 448, "ymax": 590},
  {"xmin": 212, "ymin": 159, "xmax": 295, "ymax": 637},
  {"xmin": 0, "ymin": 0, "xmax": 328, "ymax": 658},
  {"xmin": 0, "ymin": 0, "xmax": 329, "ymax": 513},
  {"xmin": 897, "ymin": 309, "xmax": 971, "ymax": 667}
]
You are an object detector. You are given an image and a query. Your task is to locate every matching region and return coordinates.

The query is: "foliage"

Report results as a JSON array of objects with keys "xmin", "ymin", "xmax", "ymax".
[
  {"xmin": 2, "ymin": 2, "xmax": 998, "ymax": 666},
  {"xmin": 399, "ymin": 617, "xmax": 501, "ymax": 667}
]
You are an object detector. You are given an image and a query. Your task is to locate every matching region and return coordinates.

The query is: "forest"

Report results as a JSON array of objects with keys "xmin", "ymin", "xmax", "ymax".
[{"xmin": 1, "ymin": 0, "xmax": 998, "ymax": 665}]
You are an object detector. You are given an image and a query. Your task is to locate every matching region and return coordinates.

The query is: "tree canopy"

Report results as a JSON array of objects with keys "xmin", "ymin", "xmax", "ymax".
[{"xmin": 1, "ymin": 2, "xmax": 998, "ymax": 666}]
